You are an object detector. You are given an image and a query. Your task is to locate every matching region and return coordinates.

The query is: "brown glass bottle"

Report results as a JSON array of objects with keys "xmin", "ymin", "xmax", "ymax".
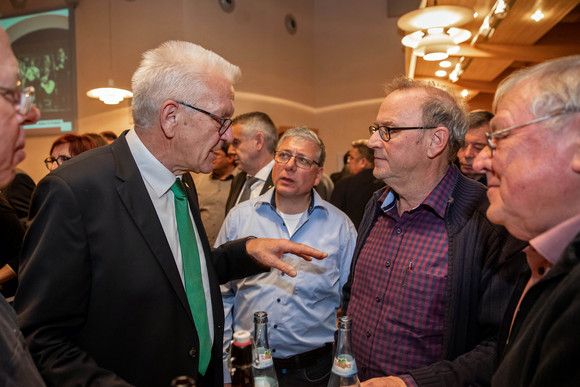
[{"xmin": 231, "ymin": 330, "xmax": 254, "ymax": 387}]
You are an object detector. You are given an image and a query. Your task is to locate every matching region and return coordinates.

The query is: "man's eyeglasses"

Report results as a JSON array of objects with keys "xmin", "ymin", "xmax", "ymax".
[
  {"xmin": 274, "ymin": 151, "xmax": 320, "ymax": 169},
  {"xmin": 486, "ymin": 108, "xmax": 579, "ymax": 154},
  {"xmin": 44, "ymin": 155, "xmax": 71, "ymax": 170},
  {"xmin": 369, "ymin": 125, "xmax": 437, "ymax": 142},
  {"xmin": 175, "ymin": 101, "xmax": 232, "ymax": 136},
  {"xmin": 0, "ymin": 84, "xmax": 35, "ymax": 115}
]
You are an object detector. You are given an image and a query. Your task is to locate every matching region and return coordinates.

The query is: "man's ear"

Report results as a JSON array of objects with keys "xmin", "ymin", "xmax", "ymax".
[
  {"xmin": 426, "ymin": 126, "xmax": 450, "ymax": 159},
  {"xmin": 255, "ymin": 132, "xmax": 265, "ymax": 151},
  {"xmin": 314, "ymin": 166, "xmax": 324, "ymax": 187},
  {"xmin": 159, "ymin": 100, "xmax": 179, "ymax": 139}
]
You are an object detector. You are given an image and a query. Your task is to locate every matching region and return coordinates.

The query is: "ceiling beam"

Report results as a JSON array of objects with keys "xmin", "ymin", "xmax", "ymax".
[{"xmin": 454, "ymin": 43, "xmax": 580, "ymax": 62}]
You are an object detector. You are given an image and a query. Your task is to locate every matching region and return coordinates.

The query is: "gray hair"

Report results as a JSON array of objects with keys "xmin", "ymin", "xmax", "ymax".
[
  {"xmin": 468, "ymin": 110, "xmax": 494, "ymax": 130},
  {"xmin": 131, "ymin": 40, "xmax": 241, "ymax": 129},
  {"xmin": 384, "ymin": 76, "xmax": 468, "ymax": 162},
  {"xmin": 232, "ymin": 112, "xmax": 278, "ymax": 154},
  {"xmin": 493, "ymin": 55, "xmax": 580, "ymax": 122},
  {"xmin": 278, "ymin": 126, "xmax": 326, "ymax": 167}
]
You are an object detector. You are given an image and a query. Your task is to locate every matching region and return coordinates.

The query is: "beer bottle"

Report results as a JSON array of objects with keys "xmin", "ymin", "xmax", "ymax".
[{"xmin": 231, "ymin": 330, "xmax": 254, "ymax": 387}]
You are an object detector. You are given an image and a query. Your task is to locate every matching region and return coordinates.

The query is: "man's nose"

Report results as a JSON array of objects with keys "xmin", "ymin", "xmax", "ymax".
[
  {"xmin": 19, "ymin": 105, "xmax": 40, "ymax": 125},
  {"xmin": 473, "ymin": 146, "xmax": 492, "ymax": 174}
]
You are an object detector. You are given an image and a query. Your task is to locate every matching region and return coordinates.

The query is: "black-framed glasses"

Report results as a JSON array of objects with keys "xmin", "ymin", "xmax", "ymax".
[
  {"xmin": 0, "ymin": 83, "xmax": 35, "ymax": 114},
  {"xmin": 44, "ymin": 155, "xmax": 71, "ymax": 170},
  {"xmin": 274, "ymin": 151, "xmax": 320, "ymax": 169},
  {"xmin": 486, "ymin": 108, "xmax": 579, "ymax": 154},
  {"xmin": 369, "ymin": 125, "xmax": 437, "ymax": 142},
  {"xmin": 175, "ymin": 101, "xmax": 232, "ymax": 136}
]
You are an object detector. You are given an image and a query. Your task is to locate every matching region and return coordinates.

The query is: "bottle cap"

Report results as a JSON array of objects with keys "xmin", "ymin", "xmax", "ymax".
[{"xmin": 233, "ymin": 330, "xmax": 251, "ymax": 345}]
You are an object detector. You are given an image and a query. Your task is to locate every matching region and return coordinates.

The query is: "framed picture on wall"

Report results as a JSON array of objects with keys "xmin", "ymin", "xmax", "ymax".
[{"xmin": 1, "ymin": 6, "xmax": 77, "ymax": 135}]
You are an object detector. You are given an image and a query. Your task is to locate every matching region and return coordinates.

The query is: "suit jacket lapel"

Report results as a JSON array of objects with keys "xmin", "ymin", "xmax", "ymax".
[{"xmin": 112, "ymin": 132, "xmax": 193, "ymax": 322}]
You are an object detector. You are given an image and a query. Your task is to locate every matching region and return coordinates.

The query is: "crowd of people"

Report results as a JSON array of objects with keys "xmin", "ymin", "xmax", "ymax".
[{"xmin": 1, "ymin": 22, "xmax": 580, "ymax": 387}]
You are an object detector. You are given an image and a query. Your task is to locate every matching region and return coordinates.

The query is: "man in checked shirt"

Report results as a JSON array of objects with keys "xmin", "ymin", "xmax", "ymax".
[{"xmin": 342, "ymin": 76, "xmax": 526, "ymax": 387}]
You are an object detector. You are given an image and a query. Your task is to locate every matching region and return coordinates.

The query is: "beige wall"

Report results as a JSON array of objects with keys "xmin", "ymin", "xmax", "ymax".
[{"xmin": 2, "ymin": 0, "xmax": 407, "ymax": 183}]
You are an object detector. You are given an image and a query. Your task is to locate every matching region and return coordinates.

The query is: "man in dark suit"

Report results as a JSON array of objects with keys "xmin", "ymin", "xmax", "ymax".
[
  {"xmin": 14, "ymin": 40, "xmax": 325, "ymax": 387},
  {"xmin": 225, "ymin": 111, "xmax": 277, "ymax": 215},
  {"xmin": 330, "ymin": 139, "xmax": 385, "ymax": 229}
]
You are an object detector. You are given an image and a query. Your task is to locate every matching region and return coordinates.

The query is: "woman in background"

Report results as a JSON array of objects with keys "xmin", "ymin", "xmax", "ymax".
[{"xmin": 44, "ymin": 134, "xmax": 99, "ymax": 171}]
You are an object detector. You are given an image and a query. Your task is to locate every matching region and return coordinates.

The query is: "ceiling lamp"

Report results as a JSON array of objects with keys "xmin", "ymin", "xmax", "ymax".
[
  {"xmin": 86, "ymin": 0, "xmax": 132, "ymax": 105},
  {"xmin": 87, "ymin": 80, "xmax": 133, "ymax": 105},
  {"xmin": 402, "ymin": 27, "xmax": 471, "ymax": 61},
  {"xmin": 398, "ymin": 5, "xmax": 474, "ymax": 62}
]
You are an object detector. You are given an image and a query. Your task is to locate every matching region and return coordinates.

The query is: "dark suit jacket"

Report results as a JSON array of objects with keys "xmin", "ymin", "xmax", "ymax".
[
  {"xmin": 15, "ymin": 132, "xmax": 265, "ymax": 387},
  {"xmin": 224, "ymin": 168, "xmax": 274, "ymax": 215},
  {"xmin": 330, "ymin": 168, "xmax": 385, "ymax": 230},
  {"xmin": 0, "ymin": 168, "xmax": 35, "ymax": 225}
]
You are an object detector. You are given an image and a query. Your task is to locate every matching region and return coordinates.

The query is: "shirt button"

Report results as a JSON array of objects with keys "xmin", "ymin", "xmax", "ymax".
[
  {"xmin": 396, "ymin": 228, "xmax": 402, "ymax": 234},
  {"xmin": 277, "ymin": 298, "xmax": 281, "ymax": 303},
  {"xmin": 366, "ymin": 330, "xmax": 371, "ymax": 337},
  {"xmin": 375, "ymin": 296, "xmax": 381, "ymax": 303},
  {"xmin": 274, "ymin": 324, "xmax": 278, "ymax": 329},
  {"xmin": 385, "ymin": 260, "xmax": 391, "ymax": 268},
  {"xmin": 272, "ymin": 348, "xmax": 276, "ymax": 353},
  {"xmin": 362, "ymin": 366, "xmax": 367, "ymax": 372},
  {"xmin": 188, "ymin": 347, "xmax": 197, "ymax": 358}
]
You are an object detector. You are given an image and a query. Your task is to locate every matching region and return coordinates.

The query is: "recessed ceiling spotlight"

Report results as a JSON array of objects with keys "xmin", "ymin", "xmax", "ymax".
[
  {"xmin": 439, "ymin": 60, "xmax": 452, "ymax": 68},
  {"xmin": 461, "ymin": 89, "xmax": 469, "ymax": 98},
  {"xmin": 531, "ymin": 10, "xmax": 544, "ymax": 22},
  {"xmin": 435, "ymin": 70, "xmax": 447, "ymax": 77}
]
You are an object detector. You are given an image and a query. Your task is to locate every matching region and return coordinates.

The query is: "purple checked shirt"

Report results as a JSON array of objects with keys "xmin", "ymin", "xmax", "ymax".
[{"xmin": 347, "ymin": 166, "xmax": 458, "ymax": 382}]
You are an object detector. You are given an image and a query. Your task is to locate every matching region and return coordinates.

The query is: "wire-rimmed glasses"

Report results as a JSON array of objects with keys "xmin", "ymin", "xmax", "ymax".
[
  {"xmin": 175, "ymin": 101, "xmax": 232, "ymax": 136},
  {"xmin": 274, "ymin": 151, "xmax": 320, "ymax": 169},
  {"xmin": 0, "ymin": 84, "xmax": 35, "ymax": 115},
  {"xmin": 486, "ymin": 109, "xmax": 579, "ymax": 154}
]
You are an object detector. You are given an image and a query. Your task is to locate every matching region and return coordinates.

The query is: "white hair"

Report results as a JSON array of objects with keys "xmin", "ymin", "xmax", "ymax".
[{"xmin": 131, "ymin": 41, "xmax": 242, "ymax": 129}]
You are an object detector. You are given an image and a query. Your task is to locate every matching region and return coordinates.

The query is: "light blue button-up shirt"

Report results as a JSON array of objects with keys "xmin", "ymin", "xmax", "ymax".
[{"xmin": 217, "ymin": 188, "xmax": 356, "ymax": 382}]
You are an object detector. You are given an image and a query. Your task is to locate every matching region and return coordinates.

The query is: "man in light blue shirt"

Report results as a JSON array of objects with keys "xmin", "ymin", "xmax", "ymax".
[{"xmin": 218, "ymin": 127, "xmax": 357, "ymax": 387}]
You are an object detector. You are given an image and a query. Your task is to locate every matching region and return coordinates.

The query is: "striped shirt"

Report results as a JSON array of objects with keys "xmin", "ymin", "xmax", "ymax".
[{"xmin": 348, "ymin": 166, "xmax": 457, "ymax": 381}]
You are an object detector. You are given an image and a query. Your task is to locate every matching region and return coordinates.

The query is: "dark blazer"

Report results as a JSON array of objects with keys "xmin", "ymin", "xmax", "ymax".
[
  {"xmin": 15, "ymin": 132, "xmax": 265, "ymax": 387},
  {"xmin": 330, "ymin": 168, "xmax": 385, "ymax": 230},
  {"xmin": 224, "ymin": 168, "xmax": 274, "ymax": 215}
]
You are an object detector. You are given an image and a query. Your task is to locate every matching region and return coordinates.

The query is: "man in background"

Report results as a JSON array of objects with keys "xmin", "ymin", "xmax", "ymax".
[
  {"xmin": 331, "ymin": 139, "xmax": 385, "ymax": 229},
  {"xmin": 473, "ymin": 55, "xmax": 580, "ymax": 386},
  {"xmin": 343, "ymin": 77, "xmax": 525, "ymax": 387},
  {"xmin": 193, "ymin": 141, "xmax": 238, "ymax": 245},
  {"xmin": 225, "ymin": 111, "xmax": 277, "ymax": 214},
  {"xmin": 0, "ymin": 24, "xmax": 44, "ymax": 386},
  {"xmin": 456, "ymin": 110, "xmax": 493, "ymax": 185},
  {"xmin": 15, "ymin": 40, "xmax": 325, "ymax": 387},
  {"xmin": 219, "ymin": 127, "xmax": 356, "ymax": 386}
]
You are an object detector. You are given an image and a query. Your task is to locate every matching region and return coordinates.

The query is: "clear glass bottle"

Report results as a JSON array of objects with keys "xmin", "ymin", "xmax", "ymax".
[
  {"xmin": 231, "ymin": 330, "xmax": 254, "ymax": 387},
  {"xmin": 327, "ymin": 316, "xmax": 361, "ymax": 387},
  {"xmin": 252, "ymin": 311, "xmax": 279, "ymax": 387}
]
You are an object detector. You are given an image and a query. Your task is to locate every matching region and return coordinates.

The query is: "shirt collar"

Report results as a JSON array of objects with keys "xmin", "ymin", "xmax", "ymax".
[
  {"xmin": 257, "ymin": 187, "xmax": 327, "ymax": 215},
  {"xmin": 529, "ymin": 212, "xmax": 580, "ymax": 265},
  {"xmin": 253, "ymin": 159, "xmax": 275, "ymax": 182},
  {"xmin": 379, "ymin": 165, "xmax": 457, "ymax": 219},
  {"xmin": 125, "ymin": 129, "xmax": 178, "ymax": 198}
]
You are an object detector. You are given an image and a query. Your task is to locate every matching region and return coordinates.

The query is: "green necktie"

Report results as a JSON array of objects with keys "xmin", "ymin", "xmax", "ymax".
[{"xmin": 170, "ymin": 178, "xmax": 211, "ymax": 375}]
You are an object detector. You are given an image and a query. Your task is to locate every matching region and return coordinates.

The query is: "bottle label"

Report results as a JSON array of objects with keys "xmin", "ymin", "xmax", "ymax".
[
  {"xmin": 331, "ymin": 354, "xmax": 358, "ymax": 377},
  {"xmin": 254, "ymin": 347, "xmax": 274, "ymax": 368}
]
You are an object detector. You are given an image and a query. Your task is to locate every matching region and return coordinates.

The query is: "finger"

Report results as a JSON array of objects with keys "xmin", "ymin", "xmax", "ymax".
[
  {"xmin": 271, "ymin": 260, "xmax": 298, "ymax": 277},
  {"xmin": 293, "ymin": 253, "xmax": 312, "ymax": 262},
  {"xmin": 287, "ymin": 242, "xmax": 328, "ymax": 260}
]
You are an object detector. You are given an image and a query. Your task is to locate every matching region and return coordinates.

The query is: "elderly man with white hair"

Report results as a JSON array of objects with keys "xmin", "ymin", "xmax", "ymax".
[{"xmin": 473, "ymin": 55, "xmax": 580, "ymax": 386}]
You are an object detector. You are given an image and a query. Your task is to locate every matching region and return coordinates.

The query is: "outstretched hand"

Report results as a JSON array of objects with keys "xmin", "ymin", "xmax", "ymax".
[
  {"xmin": 246, "ymin": 238, "xmax": 328, "ymax": 277},
  {"xmin": 362, "ymin": 376, "xmax": 407, "ymax": 387}
]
